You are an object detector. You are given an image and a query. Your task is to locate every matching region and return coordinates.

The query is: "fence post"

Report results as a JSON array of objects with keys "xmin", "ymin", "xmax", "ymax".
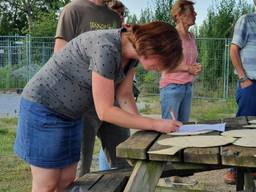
[
  {"xmin": 223, "ymin": 38, "xmax": 229, "ymax": 99},
  {"xmin": 26, "ymin": 34, "xmax": 32, "ymax": 82},
  {"xmin": 226, "ymin": 39, "xmax": 231, "ymax": 99},
  {"xmin": 7, "ymin": 38, "xmax": 11, "ymax": 89}
]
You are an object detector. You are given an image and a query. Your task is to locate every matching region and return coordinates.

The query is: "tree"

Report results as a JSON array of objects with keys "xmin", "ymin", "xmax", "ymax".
[
  {"xmin": 197, "ymin": 0, "xmax": 254, "ymax": 91},
  {"xmin": 199, "ymin": 0, "xmax": 254, "ymax": 38},
  {"xmin": 0, "ymin": 0, "xmax": 69, "ymax": 35},
  {"xmin": 126, "ymin": 14, "xmax": 138, "ymax": 24},
  {"xmin": 154, "ymin": 0, "xmax": 174, "ymax": 24},
  {"xmin": 30, "ymin": 12, "xmax": 58, "ymax": 37},
  {"xmin": 138, "ymin": 7, "xmax": 154, "ymax": 23}
]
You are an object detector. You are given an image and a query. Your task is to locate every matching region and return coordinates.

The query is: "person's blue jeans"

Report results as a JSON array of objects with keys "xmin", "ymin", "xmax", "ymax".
[
  {"xmin": 228, "ymin": 80, "xmax": 256, "ymax": 174},
  {"xmin": 99, "ymin": 148, "xmax": 110, "ymax": 170},
  {"xmin": 236, "ymin": 80, "xmax": 256, "ymax": 116},
  {"xmin": 160, "ymin": 83, "xmax": 192, "ymax": 123}
]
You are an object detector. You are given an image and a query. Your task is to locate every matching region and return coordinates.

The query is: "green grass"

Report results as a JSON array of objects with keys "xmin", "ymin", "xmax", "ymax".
[
  {"xmin": 139, "ymin": 96, "xmax": 237, "ymax": 121},
  {"xmin": 0, "ymin": 118, "xmax": 31, "ymax": 192},
  {"xmin": 0, "ymin": 98, "xmax": 238, "ymax": 191},
  {"xmin": 191, "ymin": 98, "xmax": 237, "ymax": 121}
]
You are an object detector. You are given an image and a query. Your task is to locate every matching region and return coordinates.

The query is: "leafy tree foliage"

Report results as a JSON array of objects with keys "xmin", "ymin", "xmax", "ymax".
[
  {"xmin": 30, "ymin": 12, "xmax": 58, "ymax": 37},
  {"xmin": 0, "ymin": 0, "xmax": 69, "ymax": 35},
  {"xmin": 199, "ymin": 0, "xmax": 254, "ymax": 38},
  {"xmin": 197, "ymin": 0, "xmax": 254, "ymax": 91},
  {"xmin": 154, "ymin": 0, "xmax": 174, "ymax": 24}
]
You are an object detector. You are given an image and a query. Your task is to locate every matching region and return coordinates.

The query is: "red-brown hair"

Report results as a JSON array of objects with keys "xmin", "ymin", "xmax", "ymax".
[{"xmin": 127, "ymin": 21, "xmax": 182, "ymax": 72}]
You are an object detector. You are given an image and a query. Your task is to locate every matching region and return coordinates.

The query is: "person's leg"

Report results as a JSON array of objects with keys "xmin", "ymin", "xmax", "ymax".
[
  {"xmin": 31, "ymin": 165, "xmax": 61, "ymax": 192},
  {"xmin": 160, "ymin": 84, "xmax": 188, "ymax": 185},
  {"xmin": 58, "ymin": 163, "xmax": 77, "ymax": 190},
  {"xmin": 178, "ymin": 84, "xmax": 192, "ymax": 123},
  {"xmin": 160, "ymin": 84, "xmax": 184, "ymax": 120},
  {"xmin": 78, "ymin": 112, "xmax": 101, "ymax": 177},
  {"xmin": 98, "ymin": 148, "xmax": 110, "ymax": 170},
  {"xmin": 98, "ymin": 122, "xmax": 130, "ymax": 169},
  {"xmin": 31, "ymin": 164, "xmax": 76, "ymax": 192}
]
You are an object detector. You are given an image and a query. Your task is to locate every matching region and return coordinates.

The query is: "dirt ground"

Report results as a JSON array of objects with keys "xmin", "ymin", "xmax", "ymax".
[
  {"xmin": 157, "ymin": 169, "xmax": 237, "ymax": 192},
  {"xmin": 91, "ymin": 159, "xmax": 237, "ymax": 192},
  {"xmin": 91, "ymin": 152, "xmax": 238, "ymax": 192}
]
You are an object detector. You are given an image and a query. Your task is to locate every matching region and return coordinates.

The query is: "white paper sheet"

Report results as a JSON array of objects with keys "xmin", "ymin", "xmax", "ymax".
[{"xmin": 177, "ymin": 123, "xmax": 226, "ymax": 133}]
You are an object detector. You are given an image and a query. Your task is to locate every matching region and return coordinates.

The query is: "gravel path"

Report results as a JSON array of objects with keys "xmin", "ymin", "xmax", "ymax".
[
  {"xmin": 184, "ymin": 169, "xmax": 236, "ymax": 191},
  {"xmin": 0, "ymin": 93, "xmax": 20, "ymax": 117}
]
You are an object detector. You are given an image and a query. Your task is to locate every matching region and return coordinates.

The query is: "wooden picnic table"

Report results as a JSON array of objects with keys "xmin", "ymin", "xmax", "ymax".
[{"xmin": 116, "ymin": 116, "xmax": 256, "ymax": 192}]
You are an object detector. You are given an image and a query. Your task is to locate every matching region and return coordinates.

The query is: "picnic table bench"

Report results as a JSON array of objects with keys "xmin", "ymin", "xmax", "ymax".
[{"xmin": 65, "ymin": 163, "xmax": 220, "ymax": 191}]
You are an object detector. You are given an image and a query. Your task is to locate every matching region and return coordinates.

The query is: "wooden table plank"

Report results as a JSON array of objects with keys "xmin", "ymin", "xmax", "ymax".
[
  {"xmin": 221, "ymin": 145, "xmax": 256, "ymax": 167},
  {"xmin": 247, "ymin": 116, "xmax": 256, "ymax": 122},
  {"xmin": 148, "ymin": 134, "xmax": 182, "ymax": 162},
  {"xmin": 66, "ymin": 173, "xmax": 103, "ymax": 191},
  {"xmin": 223, "ymin": 116, "xmax": 248, "ymax": 130},
  {"xmin": 90, "ymin": 173, "xmax": 128, "ymax": 192},
  {"xmin": 66, "ymin": 169, "xmax": 132, "ymax": 192},
  {"xmin": 148, "ymin": 131, "xmax": 221, "ymax": 164},
  {"xmin": 123, "ymin": 160, "xmax": 165, "ymax": 192},
  {"xmin": 184, "ymin": 147, "xmax": 220, "ymax": 165},
  {"xmin": 116, "ymin": 131, "xmax": 160, "ymax": 160}
]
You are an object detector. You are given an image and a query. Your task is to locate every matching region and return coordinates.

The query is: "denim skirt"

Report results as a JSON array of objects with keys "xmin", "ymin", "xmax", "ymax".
[{"xmin": 14, "ymin": 98, "xmax": 83, "ymax": 168}]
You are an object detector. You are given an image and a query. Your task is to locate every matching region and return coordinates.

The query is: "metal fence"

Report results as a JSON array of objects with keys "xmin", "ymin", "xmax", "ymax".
[
  {"xmin": 136, "ymin": 38, "xmax": 237, "ymax": 99},
  {"xmin": 0, "ymin": 35, "xmax": 54, "ymax": 90},
  {"xmin": 0, "ymin": 36, "xmax": 237, "ymax": 99}
]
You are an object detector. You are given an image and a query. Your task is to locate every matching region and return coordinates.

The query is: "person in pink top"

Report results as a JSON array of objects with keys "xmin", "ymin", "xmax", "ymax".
[{"xmin": 160, "ymin": 0, "xmax": 202, "ymax": 123}]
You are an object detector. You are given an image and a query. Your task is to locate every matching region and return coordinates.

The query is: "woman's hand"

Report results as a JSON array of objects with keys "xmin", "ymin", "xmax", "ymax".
[
  {"xmin": 152, "ymin": 119, "xmax": 182, "ymax": 133},
  {"xmin": 188, "ymin": 63, "xmax": 202, "ymax": 75}
]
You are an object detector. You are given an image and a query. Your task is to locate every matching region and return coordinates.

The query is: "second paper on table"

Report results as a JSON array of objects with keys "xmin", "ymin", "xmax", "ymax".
[{"xmin": 176, "ymin": 123, "xmax": 226, "ymax": 133}]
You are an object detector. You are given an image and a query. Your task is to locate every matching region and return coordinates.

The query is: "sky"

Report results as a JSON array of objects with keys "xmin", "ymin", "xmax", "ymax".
[{"xmin": 122, "ymin": 0, "xmax": 215, "ymax": 26}]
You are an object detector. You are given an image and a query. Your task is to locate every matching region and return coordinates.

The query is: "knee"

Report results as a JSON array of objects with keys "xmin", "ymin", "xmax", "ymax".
[
  {"xmin": 32, "ymin": 180, "xmax": 59, "ymax": 192},
  {"xmin": 59, "ymin": 173, "xmax": 76, "ymax": 190}
]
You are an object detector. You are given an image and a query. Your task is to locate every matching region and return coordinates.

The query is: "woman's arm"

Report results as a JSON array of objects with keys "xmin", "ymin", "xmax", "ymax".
[
  {"xmin": 54, "ymin": 38, "xmax": 67, "ymax": 53},
  {"xmin": 169, "ymin": 62, "xmax": 202, "ymax": 75},
  {"xmin": 115, "ymin": 68, "xmax": 139, "ymax": 115},
  {"xmin": 92, "ymin": 71, "xmax": 181, "ymax": 133}
]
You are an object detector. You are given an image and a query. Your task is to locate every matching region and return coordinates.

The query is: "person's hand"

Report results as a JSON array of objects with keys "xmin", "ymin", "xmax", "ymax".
[
  {"xmin": 240, "ymin": 79, "xmax": 253, "ymax": 89},
  {"xmin": 152, "ymin": 119, "xmax": 182, "ymax": 133},
  {"xmin": 188, "ymin": 63, "xmax": 202, "ymax": 75},
  {"xmin": 196, "ymin": 63, "xmax": 203, "ymax": 73}
]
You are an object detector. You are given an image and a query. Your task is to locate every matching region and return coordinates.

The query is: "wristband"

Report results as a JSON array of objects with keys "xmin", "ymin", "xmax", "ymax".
[{"xmin": 238, "ymin": 76, "xmax": 248, "ymax": 83}]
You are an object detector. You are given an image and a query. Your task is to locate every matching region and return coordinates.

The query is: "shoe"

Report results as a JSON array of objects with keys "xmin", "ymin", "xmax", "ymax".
[{"xmin": 224, "ymin": 170, "xmax": 236, "ymax": 185}]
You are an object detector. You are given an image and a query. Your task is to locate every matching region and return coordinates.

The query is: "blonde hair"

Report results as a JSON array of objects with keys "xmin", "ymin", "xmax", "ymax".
[
  {"xmin": 171, "ymin": 0, "xmax": 195, "ymax": 22},
  {"xmin": 127, "ymin": 21, "xmax": 182, "ymax": 72}
]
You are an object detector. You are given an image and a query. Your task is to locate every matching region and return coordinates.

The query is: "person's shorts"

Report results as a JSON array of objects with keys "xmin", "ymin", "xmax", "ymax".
[{"xmin": 14, "ymin": 98, "xmax": 83, "ymax": 169}]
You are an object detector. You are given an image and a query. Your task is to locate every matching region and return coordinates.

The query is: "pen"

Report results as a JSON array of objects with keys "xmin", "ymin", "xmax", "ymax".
[{"xmin": 169, "ymin": 107, "xmax": 176, "ymax": 121}]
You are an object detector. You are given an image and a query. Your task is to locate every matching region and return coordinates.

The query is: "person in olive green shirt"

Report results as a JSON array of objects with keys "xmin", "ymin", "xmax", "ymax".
[{"xmin": 54, "ymin": 0, "xmax": 130, "ymax": 177}]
